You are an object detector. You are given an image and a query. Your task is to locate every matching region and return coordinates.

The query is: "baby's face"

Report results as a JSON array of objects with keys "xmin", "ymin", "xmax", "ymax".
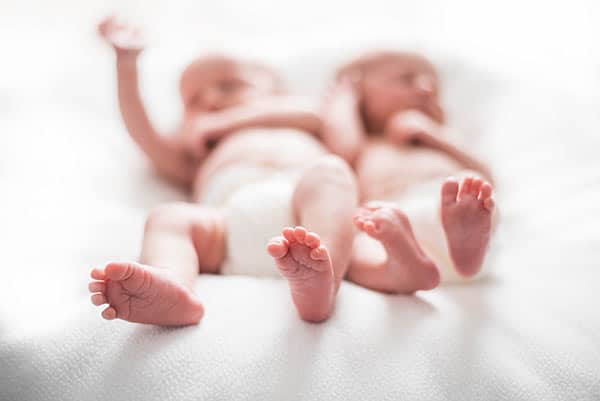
[
  {"xmin": 181, "ymin": 59, "xmax": 278, "ymax": 114},
  {"xmin": 360, "ymin": 56, "xmax": 442, "ymax": 129}
]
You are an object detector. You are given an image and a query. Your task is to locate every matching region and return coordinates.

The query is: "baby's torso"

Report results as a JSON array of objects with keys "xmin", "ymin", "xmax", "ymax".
[
  {"xmin": 356, "ymin": 138, "xmax": 463, "ymax": 201},
  {"xmin": 192, "ymin": 128, "xmax": 325, "ymax": 201}
]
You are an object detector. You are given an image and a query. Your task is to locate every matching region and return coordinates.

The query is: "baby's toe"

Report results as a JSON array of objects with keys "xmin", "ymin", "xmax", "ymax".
[
  {"xmin": 354, "ymin": 216, "xmax": 367, "ymax": 230},
  {"xmin": 88, "ymin": 281, "xmax": 106, "ymax": 293},
  {"xmin": 293, "ymin": 226, "xmax": 308, "ymax": 243},
  {"xmin": 483, "ymin": 197, "xmax": 495, "ymax": 211},
  {"xmin": 90, "ymin": 267, "xmax": 106, "ymax": 280},
  {"xmin": 305, "ymin": 232, "xmax": 321, "ymax": 248},
  {"xmin": 105, "ymin": 262, "xmax": 135, "ymax": 281},
  {"xmin": 471, "ymin": 178, "xmax": 483, "ymax": 195},
  {"xmin": 310, "ymin": 246, "xmax": 329, "ymax": 261},
  {"xmin": 479, "ymin": 183, "xmax": 493, "ymax": 200},
  {"xmin": 91, "ymin": 293, "xmax": 107, "ymax": 306},
  {"xmin": 282, "ymin": 227, "xmax": 296, "ymax": 243},
  {"xmin": 441, "ymin": 177, "xmax": 459, "ymax": 205},
  {"xmin": 267, "ymin": 237, "xmax": 289, "ymax": 259},
  {"xmin": 459, "ymin": 177, "xmax": 474, "ymax": 197},
  {"xmin": 101, "ymin": 307, "xmax": 117, "ymax": 320},
  {"xmin": 362, "ymin": 220, "xmax": 379, "ymax": 236}
]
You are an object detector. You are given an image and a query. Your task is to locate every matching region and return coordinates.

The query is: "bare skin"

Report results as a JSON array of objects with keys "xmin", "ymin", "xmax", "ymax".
[
  {"xmin": 441, "ymin": 177, "xmax": 495, "ymax": 277},
  {"xmin": 323, "ymin": 51, "xmax": 497, "ymax": 293},
  {"xmin": 351, "ymin": 203, "xmax": 440, "ymax": 293},
  {"xmin": 89, "ymin": 16, "xmax": 356, "ymax": 325}
]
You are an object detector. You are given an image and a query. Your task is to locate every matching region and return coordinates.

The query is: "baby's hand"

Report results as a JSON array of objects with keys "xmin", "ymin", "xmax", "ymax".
[
  {"xmin": 98, "ymin": 15, "xmax": 145, "ymax": 57},
  {"xmin": 183, "ymin": 115, "xmax": 233, "ymax": 159},
  {"xmin": 384, "ymin": 110, "xmax": 439, "ymax": 145}
]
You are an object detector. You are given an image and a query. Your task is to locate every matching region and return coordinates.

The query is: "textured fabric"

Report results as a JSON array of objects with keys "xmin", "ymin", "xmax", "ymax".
[{"xmin": 1, "ymin": 5, "xmax": 600, "ymax": 400}]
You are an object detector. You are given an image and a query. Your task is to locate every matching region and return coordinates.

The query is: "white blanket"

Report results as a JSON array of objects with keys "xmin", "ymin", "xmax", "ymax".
[{"xmin": 1, "ymin": 3, "xmax": 600, "ymax": 400}]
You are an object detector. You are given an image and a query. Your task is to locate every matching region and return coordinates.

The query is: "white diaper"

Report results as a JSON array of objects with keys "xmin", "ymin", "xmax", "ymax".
[
  {"xmin": 200, "ymin": 164, "xmax": 299, "ymax": 277},
  {"xmin": 388, "ymin": 170, "xmax": 489, "ymax": 284}
]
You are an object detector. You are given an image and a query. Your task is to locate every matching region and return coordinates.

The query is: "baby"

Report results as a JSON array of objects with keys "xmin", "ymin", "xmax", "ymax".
[
  {"xmin": 88, "ymin": 16, "xmax": 358, "ymax": 324},
  {"xmin": 323, "ymin": 51, "xmax": 498, "ymax": 293}
]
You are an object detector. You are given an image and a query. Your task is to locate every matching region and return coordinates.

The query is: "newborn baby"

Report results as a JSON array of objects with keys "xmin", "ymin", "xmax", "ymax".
[
  {"xmin": 322, "ymin": 51, "xmax": 498, "ymax": 293},
  {"xmin": 88, "ymin": 17, "xmax": 357, "ymax": 325}
]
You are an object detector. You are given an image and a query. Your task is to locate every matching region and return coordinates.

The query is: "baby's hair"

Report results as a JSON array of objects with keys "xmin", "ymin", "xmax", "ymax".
[
  {"xmin": 180, "ymin": 53, "xmax": 285, "ymax": 96},
  {"xmin": 244, "ymin": 60, "xmax": 286, "ymax": 93},
  {"xmin": 335, "ymin": 50, "xmax": 437, "ymax": 84}
]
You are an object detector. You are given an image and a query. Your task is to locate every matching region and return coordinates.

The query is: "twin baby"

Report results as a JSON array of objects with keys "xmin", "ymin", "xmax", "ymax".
[{"xmin": 89, "ymin": 16, "xmax": 497, "ymax": 325}]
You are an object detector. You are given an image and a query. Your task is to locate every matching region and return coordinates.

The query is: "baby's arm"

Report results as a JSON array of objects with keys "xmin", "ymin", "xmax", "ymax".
[
  {"xmin": 185, "ymin": 97, "xmax": 323, "ymax": 155},
  {"xmin": 224, "ymin": 97, "xmax": 322, "ymax": 134},
  {"xmin": 386, "ymin": 111, "xmax": 495, "ymax": 184},
  {"xmin": 99, "ymin": 17, "xmax": 196, "ymax": 187},
  {"xmin": 320, "ymin": 80, "xmax": 366, "ymax": 164}
]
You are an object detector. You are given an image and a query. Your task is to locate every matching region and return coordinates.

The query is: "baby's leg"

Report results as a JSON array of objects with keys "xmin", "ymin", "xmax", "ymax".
[
  {"xmin": 267, "ymin": 156, "xmax": 357, "ymax": 322},
  {"xmin": 441, "ymin": 176, "xmax": 496, "ymax": 277},
  {"xmin": 88, "ymin": 202, "xmax": 226, "ymax": 326},
  {"xmin": 347, "ymin": 204, "xmax": 440, "ymax": 294}
]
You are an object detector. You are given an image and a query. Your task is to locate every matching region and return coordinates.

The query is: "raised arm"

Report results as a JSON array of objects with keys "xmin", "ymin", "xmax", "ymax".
[
  {"xmin": 99, "ymin": 17, "xmax": 196, "ymax": 187},
  {"xmin": 385, "ymin": 111, "xmax": 495, "ymax": 184},
  {"xmin": 320, "ymin": 80, "xmax": 366, "ymax": 165}
]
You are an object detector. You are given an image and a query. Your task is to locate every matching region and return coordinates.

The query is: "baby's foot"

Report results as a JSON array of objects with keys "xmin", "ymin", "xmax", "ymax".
[
  {"xmin": 441, "ymin": 177, "xmax": 495, "ymax": 277},
  {"xmin": 267, "ymin": 227, "xmax": 335, "ymax": 322},
  {"xmin": 354, "ymin": 204, "xmax": 440, "ymax": 293},
  {"xmin": 88, "ymin": 262, "xmax": 204, "ymax": 326}
]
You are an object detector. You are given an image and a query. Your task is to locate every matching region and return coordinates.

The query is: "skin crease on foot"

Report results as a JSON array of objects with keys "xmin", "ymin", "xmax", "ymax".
[
  {"xmin": 440, "ymin": 176, "xmax": 495, "ymax": 277},
  {"xmin": 267, "ymin": 226, "xmax": 335, "ymax": 323},
  {"xmin": 89, "ymin": 262, "xmax": 205, "ymax": 325},
  {"xmin": 322, "ymin": 51, "xmax": 498, "ymax": 288},
  {"xmin": 93, "ymin": 17, "xmax": 497, "ymax": 325},
  {"xmin": 91, "ymin": 16, "xmax": 356, "ymax": 325},
  {"xmin": 353, "ymin": 204, "xmax": 441, "ymax": 293}
]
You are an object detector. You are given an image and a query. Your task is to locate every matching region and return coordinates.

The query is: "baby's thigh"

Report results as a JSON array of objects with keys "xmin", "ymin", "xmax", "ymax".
[
  {"xmin": 143, "ymin": 202, "xmax": 226, "ymax": 271},
  {"xmin": 144, "ymin": 202, "xmax": 222, "ymax": 234}
]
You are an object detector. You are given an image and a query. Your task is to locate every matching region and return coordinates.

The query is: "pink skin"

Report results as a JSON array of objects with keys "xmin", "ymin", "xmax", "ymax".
[
  {"xmin": 91, "ymin": 16, "xmax": 356, "ymax": 325},
  {"xmin": 441, "ymin": 176, "xmax": 495, "ymax": 277},
  {"xmin": 349, "ymin": 204, "xmax": 440, "ymax": 293},
  {"xmin": 323, "ymin": 51, "xmax": 499, "ymax": 290},
  {"xmin": 97, "ymin": 16, "xmax": 320, "ymax": 188},
  {"xmin": 89, "ymin": 262, "xmax": 204, "ymax": 325},
  {"xmin": 87, "ymin": 156, "xmax": 355, "ymax": 325},
  {"xmin": 345, "ymin": 176, "xmax": 495, "ymax": 293},
  {"xmin": 265, "ymin": 157, "xmax": 357, "ymax": 322},
  {"xmin": 267, "ymin": 227, "xmax": 335, "ymax": 322},
  {"xmin": 360, "ymin": 56, "xmax": 443, "ymax": 133},
  {"xmin": 93, "ymin": 17, "xmax": 355, "ymax": 325}
]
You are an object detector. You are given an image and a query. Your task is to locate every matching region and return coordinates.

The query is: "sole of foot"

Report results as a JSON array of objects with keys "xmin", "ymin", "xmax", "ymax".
[
  {"xmin": 440, "ymin": 176, "xmax": 495, "ymax": 277},
  {"xmin": 267, "ymin": 226, "xmax": 335, "ymax": 323},
  {"xmin": 89, "ymin": 262, "xmax": 204, "ymax": 326}
]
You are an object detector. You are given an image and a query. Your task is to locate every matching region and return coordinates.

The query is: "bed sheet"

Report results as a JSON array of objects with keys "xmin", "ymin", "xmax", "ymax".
[{"xmin": 1, "ymin": 13, "xmax": 600, "ymax": 401}]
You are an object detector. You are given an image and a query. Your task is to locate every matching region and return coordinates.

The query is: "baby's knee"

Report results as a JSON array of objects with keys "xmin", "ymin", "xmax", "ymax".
[{"xmin": 308, "ymin": 155, "xmax": 356, "ymax": 188}]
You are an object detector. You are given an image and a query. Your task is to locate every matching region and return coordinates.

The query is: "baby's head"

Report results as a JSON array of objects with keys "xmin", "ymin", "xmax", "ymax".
[
  {"xmin": 337, "ymin": 51, "xmax": 443, "ymax": 130},
  {"xmin": 180, "ymin": 55, "xmax": 283, "ymax": 114}
]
